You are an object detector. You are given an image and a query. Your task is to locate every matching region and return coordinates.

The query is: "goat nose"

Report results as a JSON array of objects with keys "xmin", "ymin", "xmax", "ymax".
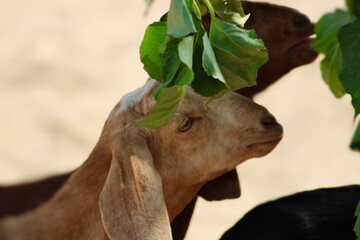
[
  {"xmin": 293, "ymin": 13, "xmax": 311, "ymax": 28},
  {"xmin": 261, "ymin": 116, "xmax": 279, "ymax": 130}
]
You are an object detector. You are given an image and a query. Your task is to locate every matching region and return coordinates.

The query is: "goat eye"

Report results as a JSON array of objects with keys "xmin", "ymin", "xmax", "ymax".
[{"xmin": 179, "ymin": 117, "xmax": 193, "ymax": 132}]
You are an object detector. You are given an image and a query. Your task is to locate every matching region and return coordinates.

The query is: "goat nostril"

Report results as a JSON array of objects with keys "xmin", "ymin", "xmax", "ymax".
[
  {"xmin": 261, "ymin": 116, "xmax": 278, "ymax": 129},
  {"xmin": 293, "ymin": 14, "xmax": 311, "ymax": 28}
]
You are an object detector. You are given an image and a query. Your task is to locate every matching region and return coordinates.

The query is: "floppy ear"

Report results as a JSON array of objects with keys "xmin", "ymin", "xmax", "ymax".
[
  {"xmin": 99, "ymin": 128, "xmax": 172, "ymax": 240},
  {"xmin": 198, "ymin": 170, "xmax": 241, "ymax": 201}
]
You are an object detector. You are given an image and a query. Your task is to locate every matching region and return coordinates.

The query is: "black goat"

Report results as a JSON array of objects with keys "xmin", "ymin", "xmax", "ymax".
[{"xmin": 221, "ymin": 185, "xmax": 360, "ymax": 240}]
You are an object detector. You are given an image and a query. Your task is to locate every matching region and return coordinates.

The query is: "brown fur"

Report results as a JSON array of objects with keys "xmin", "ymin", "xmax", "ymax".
[
  {"xmin": 238, "ymin": 1, "xmax": 317, "ymax": 97},
  {"xmin": 0, "ymin": 80, "xmax": 282, "ymax": 239}
]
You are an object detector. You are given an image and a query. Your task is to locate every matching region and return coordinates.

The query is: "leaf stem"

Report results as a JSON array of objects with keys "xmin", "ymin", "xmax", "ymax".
[{"xmin": 202, "ymin": 0, "xmax": 215, "ymax": 19}]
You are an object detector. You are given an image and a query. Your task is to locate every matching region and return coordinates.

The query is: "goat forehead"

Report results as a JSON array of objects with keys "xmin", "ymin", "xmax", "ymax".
[
  {"xmin": 116, "ymin": 79, "xmax": 157, "ymax": 114},
  {"xmin": 177, "ymin": 90, "xmax": 206, "ymax": 112},
  {"xmin": 175, "ymin": 92, "xmax": 247, "ymax": 120},
  {"xmin": 209, "ymin": 91, "xmax": 243, "ymax": 107}
]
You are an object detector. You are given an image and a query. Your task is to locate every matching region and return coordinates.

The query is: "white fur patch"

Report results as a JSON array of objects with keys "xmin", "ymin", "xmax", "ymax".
[{"xmin": 117, "ymin": 79, "xmax": 157, "ymax": 114}]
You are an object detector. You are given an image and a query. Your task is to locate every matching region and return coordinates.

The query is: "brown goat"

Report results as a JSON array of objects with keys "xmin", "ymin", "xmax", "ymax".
[
  {"xmin": 237, "ymin": 1, "xmax": 317, "ymax": 97},
  {"xmin": 0, "ymin": 80, "xmax": 282, "ymax": 239},
  {"xmin": 201, "ymin": 1, "xmax": 317, "ymax": 100}
]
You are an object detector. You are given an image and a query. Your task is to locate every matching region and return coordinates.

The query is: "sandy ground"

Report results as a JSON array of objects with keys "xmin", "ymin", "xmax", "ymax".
[{"xmin": 1, "ymin": 0, "xmax": 359, "ymax": 239}]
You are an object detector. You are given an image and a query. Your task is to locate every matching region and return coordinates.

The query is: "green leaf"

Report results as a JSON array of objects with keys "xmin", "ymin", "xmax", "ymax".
[
  {"xmin": 355, "ymin": 200, "xmax": 360, "ymax": 216},
  {"xmin": 177, "ymin": 35, "xmax": 195, "ymax": 86},
  {"xmin": 344, "ymin": 0, "xmax": 360, "ymax": 20},
  {"xmin": 178, "ymin": 36, "xmax": 194, "ymax": 70},
  {"xmin": 312, "ymin": 10, "xmax": 348, "ymax": 53},
  {"xmin": 211, "ymin": 0, "xmax": 249, "ymax": 27},
  {"xmin": 161, "ymin": 37, "xmax": 182, "ymax": 84},
  {"xmin": 338, "ymin": 19, "xmax": 360, "ymax": 97},
  {"xmin": 209, "ymin": 18, "xmax": 268, "ymax": 90},
  {"xmin": 353, "ymin": 0, "xmax": 360, "ymax": 18},
  {"xmin": 140, "ymin": 22, "xmax": 168, "ymax": 81},
  {"xmin": 175, "ymin": 65, "xmax": 194, "ymax": 85},
  {"xmin": 211, "ymin": 0, "xmax": 245, "ymax": 16},
  {"xmin": 352, "ymin": 89, "xmax": 360, "ymax": 116},
  {"xmin": 347, "ymin": 0, "xmax": 354, "ymax": 13},
  {"xmin": 194, "ymin": 0, "xmax": 209, "ymax": 16},
  {"xmin": 202, "ymin": 32, "xmax": 226, "ymax": 83},
  {"xmin": 312, "ymin": 9, "xmax": 348, "ymax": 98},
  {"xmin": 191, "ymin": 73, "xmax": 228, "ymax": 97},
  {"xmin": 319, "ymin": 49, "xmax": 346, "ymax": 98},
  {"xmin": 136, "ymin": 85, "xmax": 187, "ymax": 130},
  {"xmin": 192, "ymin": 26, "xmax": 229, "ymax": 97},
  {"xmin": 167, "ymin": 0, "xmax": 197, "ymax": 38},
  {"xmin": 351, "ymin": 122, "xmax": 360, "ymax": 150},
  {"xmin": 354, "ymin": 201, "xmax": 360, "ymax": 238}
]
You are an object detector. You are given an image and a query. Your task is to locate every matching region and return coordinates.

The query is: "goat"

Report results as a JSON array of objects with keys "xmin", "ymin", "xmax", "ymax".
[
  {"xmin": 220, "ymin": 185, "xmax": 360, "ymax": 240},
  {"xmin": 237, "ymin": 0, "xmax": 317, "ymax": 98},
  {"xmin": 201, "ymin": 1, "xmax": 317, "ymax": 99},
  {"xmin": 0, "ymin": 80, "xmax": 282, "ymax": 239}
]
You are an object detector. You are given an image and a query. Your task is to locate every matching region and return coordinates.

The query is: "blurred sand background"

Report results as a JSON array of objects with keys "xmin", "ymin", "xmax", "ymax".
[{"xmin": 0, "ymin": 0, "xmax": 359, "ymax": 239}]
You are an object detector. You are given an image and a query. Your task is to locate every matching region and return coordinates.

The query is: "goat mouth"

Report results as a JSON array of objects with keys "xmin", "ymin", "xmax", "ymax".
[
  {"xmin": 288, "ymin": 35, "xmax": 315, "ymax": 52},
  {"xmin": 288, "ymin": 31, "xmax": 316, "ymax": 51},
  {"xmin": 247, "ymin": 135, "xmax": 283, "ymax": 149}
]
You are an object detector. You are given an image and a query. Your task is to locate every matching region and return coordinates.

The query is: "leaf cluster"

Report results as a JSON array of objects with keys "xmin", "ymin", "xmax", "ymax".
[
  {"xmin": 312, "ymin": 0, "xmax": 360, "ymax": 150},
  {"xmin": 137, "ymin": 0, "xmax": 268, "ymax": 129}
]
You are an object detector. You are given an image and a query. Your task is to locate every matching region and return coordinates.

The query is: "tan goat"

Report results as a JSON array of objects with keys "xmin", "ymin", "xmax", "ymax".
[{"xmin": 0, "ymin": 80, "xmax": 282, "ymax": 239}]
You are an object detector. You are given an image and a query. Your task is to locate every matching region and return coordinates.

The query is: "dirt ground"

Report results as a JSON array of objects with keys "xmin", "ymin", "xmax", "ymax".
[{"xmin": 0, "ymin": 0, "xmax": 359, "ymax": 239}]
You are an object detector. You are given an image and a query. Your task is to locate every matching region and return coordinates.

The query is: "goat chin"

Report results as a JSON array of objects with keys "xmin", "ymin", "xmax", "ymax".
[{"xmin": 0, "ymin": 80, "xmax": 282, "ymax": 239}]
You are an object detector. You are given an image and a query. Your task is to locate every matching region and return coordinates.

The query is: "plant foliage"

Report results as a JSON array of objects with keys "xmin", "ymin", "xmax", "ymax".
[
  {"xmin": 312, "ymin": 0, "xmax": 360, "ymax": 151},
  {"xmin": 312, "ymin": 2, "xmax": 360, "ymax": 237},
  {"xmin": 137, "ymin": 0, "xmax": 268, "ymax": 129}
]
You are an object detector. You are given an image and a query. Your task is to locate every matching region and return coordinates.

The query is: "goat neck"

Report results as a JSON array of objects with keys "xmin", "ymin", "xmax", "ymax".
[{"xmin": 0, "ymin": 140, "xmax": 112, "ymax": 239}]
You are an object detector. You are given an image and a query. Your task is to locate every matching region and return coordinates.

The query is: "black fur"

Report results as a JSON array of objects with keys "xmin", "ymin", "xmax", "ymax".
[{"xmin": 221, "ymin": 185, "xmax": 360, "ymax": 240}]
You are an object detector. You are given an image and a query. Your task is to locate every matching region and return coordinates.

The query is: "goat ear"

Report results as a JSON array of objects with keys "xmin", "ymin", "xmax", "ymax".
[
  {"xmin": 198, "ymin": 170, "xmax": 241, "ymax": 201},
  {"xmin": 99, "ymin": 128, "xmax": 172, "ymax": 240}
]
